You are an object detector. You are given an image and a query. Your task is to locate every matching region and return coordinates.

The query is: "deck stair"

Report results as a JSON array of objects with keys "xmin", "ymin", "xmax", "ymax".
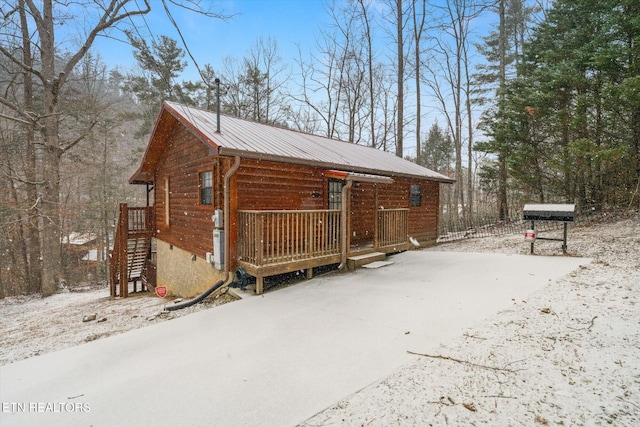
[
  {"xmin": 109, "ymin": 204, "xmax": 154, "ymax": 298},
  {"xmin": 347, "ymin": 251, "xmax": 386, "ymax": 269},
  {"xmin": 125, "ymin": 237, "xmax": 151, "ymax": 283}
]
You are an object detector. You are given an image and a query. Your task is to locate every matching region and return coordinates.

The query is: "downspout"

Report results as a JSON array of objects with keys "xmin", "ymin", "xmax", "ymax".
[
  {"xmin": 163, "ymin": 156, "xmax": 240, "ymax": 312},
  {"xmin": 223, "ymin": 156, "xmax": 241, "ymax": 282},
  {"xmin": 338, "ymin": 179, "xmax": 353, "ymax": 269}
]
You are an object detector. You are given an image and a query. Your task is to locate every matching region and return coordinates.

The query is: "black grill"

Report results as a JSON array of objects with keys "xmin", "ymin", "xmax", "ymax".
[
  {"xmin": 522, "ymin": 204, "xmax": 576, "ymax": 254},
  {"xmin": 522, "ymin": 204, "xmax": 575, "ymax": 222}
]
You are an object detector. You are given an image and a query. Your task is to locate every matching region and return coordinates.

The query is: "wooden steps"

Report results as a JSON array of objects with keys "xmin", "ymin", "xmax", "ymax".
[
  {"xmin": 347, "ymin": 252, "xmax": 386, "ymax": 269},
  {"xmin": 126, "ymin": 237, "xmax": 149, "ymax": 280},
  {"xmin": 109, "ymin": 204, "xmax": 154, "ymax": 297}
]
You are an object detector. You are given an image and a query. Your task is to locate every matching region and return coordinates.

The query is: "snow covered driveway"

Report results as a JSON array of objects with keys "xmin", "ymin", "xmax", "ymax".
[{"xmin": 0, "ymin": 251, "xmax": 588, "ymax": 427}]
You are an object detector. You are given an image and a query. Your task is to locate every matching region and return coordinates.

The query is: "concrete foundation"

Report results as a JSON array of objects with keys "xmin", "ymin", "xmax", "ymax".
[{"xmin": 156, "ymin": 239, "xmax": 226, "ymax": 298}]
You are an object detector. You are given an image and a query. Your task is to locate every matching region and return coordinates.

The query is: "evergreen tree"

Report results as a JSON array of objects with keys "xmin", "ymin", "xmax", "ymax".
[
  {"xmin": 420, "ymin": 122, "xmax": 454, "ymax": 173},
  {"xmin": 124, "ymin": 34, "xmax": 204, "ymax": 137},
  {"xmin": 477, "ymin": 0, "xmax": 640, "ymax": 209}
]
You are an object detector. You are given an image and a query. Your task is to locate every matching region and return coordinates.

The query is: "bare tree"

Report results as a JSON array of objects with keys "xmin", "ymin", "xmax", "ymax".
[
  {"xmin": 422, "ymin": 0, "xmax": 487, "ymax": 221},
  {"xmin": 356, "ymin": 0, "xmax": 377, "ymax": 148},
  {"xmin": 293, "ymin": 4, "xmax": 361, "ymax": 141},
  {"xmin": 411, "ymin": 0, "xmax": 428, "ymax": 163},
  {"xmin": 395, "ymin": 0, "xmax": 406, "ymax": 157},
  {"xmin": 247, "ymin": 37, "xmax": 289, "ymax": 124},
  {"xmin": 0, "ymin": 0, "xmax": 226, "ymax": 296},
  {"xmin": 0, "ymin": 1, "xmax": 155, "ymax": 295}
]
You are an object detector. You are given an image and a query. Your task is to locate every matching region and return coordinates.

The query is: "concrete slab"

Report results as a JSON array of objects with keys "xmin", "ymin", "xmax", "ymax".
[
  {"xmin": 0, "ymin": 251, "xmax": 589, "ymax": 427},
  {"xmin": 361, "ymin": 260, "xmax": 394, "ymax": 269}
]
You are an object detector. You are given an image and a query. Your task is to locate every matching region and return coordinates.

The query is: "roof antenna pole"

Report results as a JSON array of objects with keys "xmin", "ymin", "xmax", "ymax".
[{"xmin": 215, "ymin": 78, "xmax": 221, "ymax": 133}]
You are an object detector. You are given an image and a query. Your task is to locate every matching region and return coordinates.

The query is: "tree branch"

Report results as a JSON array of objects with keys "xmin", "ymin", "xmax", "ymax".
[
  {"xmin": 58, "ymin": 0, "xmax": 152, "ymax": 89},
  {"xmin": 166, "ymin": 0, "xmax": 236, "ymax": 20},
  {"xmin": 60, "ymin": 120, "xmax": 99, "ymax": 154},
  {"xmin": 0, "ymin": 111, "xmax": 33, "ymax": 126},
  {"xmin": 0, "ymin": 44, "xmax": 45, "ymax": 82},
  {"xmin": 0, "ymin": 97, "xmax": 41, "ymax": 127},
  {"xmin": 407, "ymin": 350, "xmax": 525, "ymax": 373}
]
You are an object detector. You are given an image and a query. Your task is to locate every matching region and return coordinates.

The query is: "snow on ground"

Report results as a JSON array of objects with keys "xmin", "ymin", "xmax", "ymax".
[
  {"xmin": 301, "ymin": 214, "xmax": 640, "ymax": 426},
  {"xmin": 1, "ymin": 214, "xmax": 639, "ymax": 426},
  {"xmin": 0, "ymin": 286, "xmax": 236, "ymax": 366}
]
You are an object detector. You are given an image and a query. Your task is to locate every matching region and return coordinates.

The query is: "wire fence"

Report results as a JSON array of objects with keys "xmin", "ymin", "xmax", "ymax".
[{"xmin": 438, "ymin": 206, "xmax": 634, "ymax": 243}]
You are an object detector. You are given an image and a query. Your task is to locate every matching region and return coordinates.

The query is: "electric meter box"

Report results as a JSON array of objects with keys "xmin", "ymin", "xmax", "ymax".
[
  {"xmin": 213, "ymin": 229, "xmax": 224, "ymax": 270},
  {"xmin": 212, "ymin": 209, "xmax": 224, "ymax": 228}
]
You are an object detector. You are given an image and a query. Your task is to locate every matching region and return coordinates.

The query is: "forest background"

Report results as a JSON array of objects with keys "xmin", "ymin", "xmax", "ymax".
[{"xmin": 1, "ymin": 0, "xmax": 639, "ymax": 297}]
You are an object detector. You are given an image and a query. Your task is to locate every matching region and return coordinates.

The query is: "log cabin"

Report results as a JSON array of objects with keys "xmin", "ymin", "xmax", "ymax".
[{"xmin": 110, "ymin": 101, "xmax": 454, "ymax": 298}]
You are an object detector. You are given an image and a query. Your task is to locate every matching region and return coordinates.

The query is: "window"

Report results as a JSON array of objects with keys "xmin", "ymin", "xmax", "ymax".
[
  {"xmin": 328, "ymin": 180, "xmax": 343, "ymax": 210},
  {"xmin": 199, "ymin": 170, "xmax": 213, "ymax": 205},
  {"xmin": 410, "ymin": 184, "xmax": 422, "ymax": 207},
  {"xmin": 164, "ymin": 177, "xmax": 170, "ymax": 226}
]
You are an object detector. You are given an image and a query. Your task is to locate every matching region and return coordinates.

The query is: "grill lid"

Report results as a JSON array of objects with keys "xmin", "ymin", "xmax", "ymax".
[{"xmin": 522, "ymin": 204, "xmax": 576, "ymax": 222}]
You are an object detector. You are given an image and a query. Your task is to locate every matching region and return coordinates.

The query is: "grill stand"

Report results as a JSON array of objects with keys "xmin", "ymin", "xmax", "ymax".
[{"xmin": 529, "ymin": 220, "xmax": 569, "ymax": 254}]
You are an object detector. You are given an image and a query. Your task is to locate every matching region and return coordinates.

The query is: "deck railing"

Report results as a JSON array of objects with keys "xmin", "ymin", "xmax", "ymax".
[
  {"xmin": 238, "ymin": 210, "xmax": 341, "ymax": 266},
  {"xmin": 377, "ymin": 208, "xmax": 409, "ymax": 248},
  {"xmin": 127, "ymin": 206, "xmax": 153, "ymax": 234}
]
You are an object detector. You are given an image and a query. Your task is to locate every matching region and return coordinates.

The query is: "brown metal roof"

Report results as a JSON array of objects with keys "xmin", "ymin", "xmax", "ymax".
[{"xmin": 130, "ymin": 101, "xmax": 455, "ymax": 184}]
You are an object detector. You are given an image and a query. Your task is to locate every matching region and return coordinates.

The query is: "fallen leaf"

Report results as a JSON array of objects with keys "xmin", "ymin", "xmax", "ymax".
[{"xmin": 463, "ymin": 402, "xmax": 477, "ymax": 412}]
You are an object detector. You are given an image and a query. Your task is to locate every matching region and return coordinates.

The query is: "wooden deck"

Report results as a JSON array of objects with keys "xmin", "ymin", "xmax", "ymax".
[
  {"xmin": 110, "ymin": 206, "xmax": 410, "ymax": 296},
  {"xmin": 237, "ymin": 208, "xmax": 410, "ymax": 293}
]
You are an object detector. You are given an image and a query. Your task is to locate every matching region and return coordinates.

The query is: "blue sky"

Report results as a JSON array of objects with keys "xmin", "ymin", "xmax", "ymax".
[
  {"xmin": 93, "ymin": 0, "xmax": 329, "ymax": 79},
  {"xmin": 83, "ymin": 0, "xmax": 499, "ymax": 156}
]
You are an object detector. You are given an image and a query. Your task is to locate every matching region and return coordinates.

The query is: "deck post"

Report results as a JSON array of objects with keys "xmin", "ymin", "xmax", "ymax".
[
  {"xmin": 340, "ymin": 180, "xmax": 353, "ymax": 267},
  {"xmin": 306, "ymin": 268, "xmax": 313, "ymax": 279},
  {"xmin": 256, "ymin": 276, "xmax": 264, "ymax": 295}
]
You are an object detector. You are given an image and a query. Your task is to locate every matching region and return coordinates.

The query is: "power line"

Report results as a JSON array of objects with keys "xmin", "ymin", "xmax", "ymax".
[
  {"xmin": 123, "ymin": 0, "xmax": 199, "ymax": 123},
  {"xmin": 161, "ymin": 0, "xmax": 212, "ymax": 87}
]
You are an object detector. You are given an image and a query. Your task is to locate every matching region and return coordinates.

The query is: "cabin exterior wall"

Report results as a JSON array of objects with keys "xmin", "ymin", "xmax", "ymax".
[
  {"xmin": 151, "ymin": 125, "xmax": 222, "ymax": 297},
  {"xmin": 150, "ymin": 123, "xmax": 441, "ymax": 296}
]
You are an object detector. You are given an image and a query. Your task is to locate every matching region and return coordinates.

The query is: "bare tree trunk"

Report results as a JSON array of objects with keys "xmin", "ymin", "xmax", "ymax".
[
  {"xmin": 19, "ymin": 0, "xmax": 43, "ymax": 294},
  {"xmin": 463, "ymin": 37, "xmax": 474, "ymax": 218},
  {"xmin": 357, "ymin": 0, "xmax": 377, "ymax": 149},
  {"xmin": 497, "ymin": 0, "xmax": 509, "ymax": 220},
  {"xmin": 413, "ymin": 0, "xmax": 427, "ymax": 164},
  {"xmin": 33, "ymin": 0, "xmax": 63, "ymax": 296},
  {"xmin": 396, "ymin": 0, "xmax": 404, "ymax": 158}
]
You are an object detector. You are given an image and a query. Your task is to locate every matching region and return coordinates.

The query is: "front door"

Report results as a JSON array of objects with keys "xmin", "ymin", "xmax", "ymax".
[{"xmin": 349, "ymin": 182, "xmax": 376, "ymax": 249}]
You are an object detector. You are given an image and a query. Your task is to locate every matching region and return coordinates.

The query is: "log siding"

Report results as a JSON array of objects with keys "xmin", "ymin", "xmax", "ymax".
[{"xmin": 151, "ymin": 125, "xmax": 440, "ymax": 269}]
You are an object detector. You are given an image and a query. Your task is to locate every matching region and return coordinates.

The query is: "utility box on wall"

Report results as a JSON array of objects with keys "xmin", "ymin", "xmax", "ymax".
[
  {"xmin": 213, "ymin": 229, "xmax": 224, "ymax": 270},
  {"xmin": 212, "ymin": 209, "xmax": 223, "ymax": 228},
  {"xmin": 212, "ymin": 208, "xmax": 224, "ymax": 270}
]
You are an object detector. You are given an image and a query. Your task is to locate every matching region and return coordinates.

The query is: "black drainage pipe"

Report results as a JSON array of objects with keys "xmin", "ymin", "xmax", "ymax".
[{"xmin": 164, "ymin": 280, "xmax": 225, "ymax": 312}]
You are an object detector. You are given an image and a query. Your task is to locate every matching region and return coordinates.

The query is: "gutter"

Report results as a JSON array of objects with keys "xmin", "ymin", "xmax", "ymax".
[
  {"xmin": 217, "ymin": 147, "xmax": 455, "ymax": 184},
  {"xmin": 338, "ymin": 179, "xmax": 354, "ymax": 269},
  {"xmin": 223, "ymin": 156, "xmax": 241, "ymax": 283}
]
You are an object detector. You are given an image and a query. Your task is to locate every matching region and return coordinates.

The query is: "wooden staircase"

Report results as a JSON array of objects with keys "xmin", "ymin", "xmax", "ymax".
[{"xmin": 109, "ymin": 204, "xmax": 155, "ymax": 298}]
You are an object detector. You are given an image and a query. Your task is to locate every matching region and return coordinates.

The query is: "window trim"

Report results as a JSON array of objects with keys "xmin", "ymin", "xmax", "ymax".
[
  {"xmin": 164, "ymin": 176, "xmax": 170, "ymax": 226},
  {"xmin": 198, "ymin": 169, "xmax": 213, "ymax": 207},
  {"xmin": 410, "ymin": 184, "xmax": 422, "ymax": 207},
  {"xmin": 328, "ymin": 179, "xmax": 344, "ymax": 210}
]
